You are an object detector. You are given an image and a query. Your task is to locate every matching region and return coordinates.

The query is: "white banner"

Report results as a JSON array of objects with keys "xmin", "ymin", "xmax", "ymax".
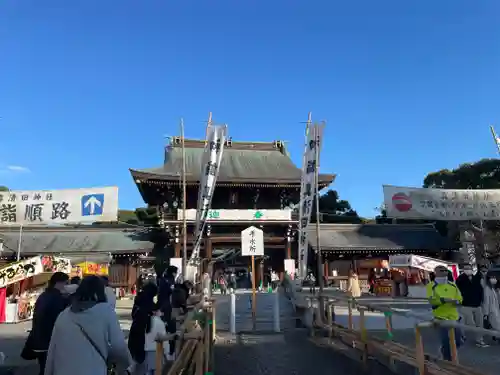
[
  {"xmin": 178, "ymin": 209, "xmax": 292, "ymax": 221},
  {"xmin": 383, "ymin": 185, "xmax": 500, "ymax": 221},
  {"xmin": 0, "ymin": 255, "xmax": 72, "ymax": 288},
  {"xmin": 188, "ymin": 125, "xmax": 227, "ymax": 268},
  {"xmin": 298, "ymin": 123, "xmax": 323, "ymax": 279},
  {"xmin": 0, "ymin": 187, "xmax": 118, "ymax": 225},
  {"xmin": 389, "ymin": 255, "xmax": 457, "ymax": 273}
]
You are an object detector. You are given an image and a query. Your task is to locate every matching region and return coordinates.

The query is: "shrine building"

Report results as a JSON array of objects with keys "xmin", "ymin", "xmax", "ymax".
[{"xmin": 130, "ymin": 136, "xmax": 335, "ymax": 280}]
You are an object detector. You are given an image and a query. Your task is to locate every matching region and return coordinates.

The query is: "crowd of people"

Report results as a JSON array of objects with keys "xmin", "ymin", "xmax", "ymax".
[
  {"xmin": 428, "ymin": 264, "xmax": 500, "ymax": 361},
  {"xmin": 20, "ymin": 265, "xmax": 192, "ymax": 375}
]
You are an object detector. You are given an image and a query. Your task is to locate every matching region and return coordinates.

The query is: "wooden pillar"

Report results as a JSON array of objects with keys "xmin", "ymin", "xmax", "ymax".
[
  {"xmin": 205, "ymin": 238, "xmax": 212, "ymax": 260},
  {"xmin": 175, "ymin": 241, "xmax": 181, "ymax": 258}
]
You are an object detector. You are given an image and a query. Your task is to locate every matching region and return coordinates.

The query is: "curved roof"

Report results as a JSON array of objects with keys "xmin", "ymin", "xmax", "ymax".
[
  {"xmin": 308, "ymin": 223, "xmax": 458, "ymax": 251},
  {"xmin": 130, "ymin": 138, "xmax": 335, "ymax": 185}
]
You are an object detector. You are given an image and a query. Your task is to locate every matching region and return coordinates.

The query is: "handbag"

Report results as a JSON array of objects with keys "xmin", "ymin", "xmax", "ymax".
[{"xmin": 72, "ymin": 319, "xmax": 115, "ymax": 375}]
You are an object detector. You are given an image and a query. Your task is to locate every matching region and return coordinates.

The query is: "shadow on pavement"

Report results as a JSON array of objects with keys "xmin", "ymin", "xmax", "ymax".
[{"xmin": 214, "ymin": 330, "xmax": 390, "ymax": 375}]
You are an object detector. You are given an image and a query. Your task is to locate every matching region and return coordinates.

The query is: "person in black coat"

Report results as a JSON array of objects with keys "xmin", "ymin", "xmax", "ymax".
[
  {"xmin": 455, "ymin": 264, "xmax": 486, "ymax": 346},
  {"xmin": 24, "ymin": 272, "xmax": 70, "ymax": 375}
]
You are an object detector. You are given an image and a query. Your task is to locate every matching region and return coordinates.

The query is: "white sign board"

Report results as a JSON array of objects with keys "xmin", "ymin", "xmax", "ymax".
[
  {"xmin": 241, "ymin": 226, "xmax": 264, "ymax": 256},
  {"xmin": 0, "ymin": 255, "xmax": 72, "ymax": 288},
  {"xmin": 389, "ymin": 255, "xmax": 455, "ymax": 273},
  {"xmin": 0, "ymin": 187, "xmax": 118, "ymax": 225},
  {"xmin": 178, "ymin": 209, "xmax": 292, "ymax": 221},
  {"xmin": 383, "ymin": 185, "xmax": 500, "ymax": 220}
]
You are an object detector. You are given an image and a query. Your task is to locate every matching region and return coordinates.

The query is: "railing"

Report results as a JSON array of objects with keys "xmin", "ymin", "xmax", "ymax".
[
  {"xmin": 282, "ymin": 276, "xmax": 497, "ymax": 375},
  {"xmin": 155, "ymin": 287, "xmax": 215, "ymax": 375}
]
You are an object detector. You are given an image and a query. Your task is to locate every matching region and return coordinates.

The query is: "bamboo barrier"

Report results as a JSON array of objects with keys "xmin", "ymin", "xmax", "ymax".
[
  {"xmin": 276, "ymin": 272, "xmax": 495, "ymax": 375},
  {"xmin": 153, "ymin": 294, "xmax": 215, "ymax": 375},
  {"xmin": 302, "ymin": 292, "xmax": 498, "ymax": 375}
]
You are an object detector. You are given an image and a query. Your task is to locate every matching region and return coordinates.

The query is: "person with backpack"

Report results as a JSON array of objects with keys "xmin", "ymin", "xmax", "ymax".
[{"xmin": 427, "ymin": 265, "xmax": 464, "ymax": 360}]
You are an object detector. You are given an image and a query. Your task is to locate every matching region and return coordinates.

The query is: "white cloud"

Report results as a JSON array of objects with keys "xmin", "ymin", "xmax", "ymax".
[{"xmin": 6, "ymin": 165, "xmax": 30, "ymax": 173}]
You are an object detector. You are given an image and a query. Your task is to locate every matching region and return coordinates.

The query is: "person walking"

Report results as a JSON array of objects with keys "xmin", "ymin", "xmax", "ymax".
[
  {"xmin": 347, "ymin": 270, "xmax": 361, "ymax": 298},
  {"xmin": 228, "ymin": 271, "xmax": 237, "ymax": 294},
  {"xmin": 455, "ymin": 264, "xmax": 487, "ymax": 347},
  {"xmin": 22, "ymin": 272, "xmax": 69, "ymax": 375},
  {"xmin": 219, "ymin": 274, "xmax": 227, "ymax": 295},
  {"xmin": 271, "ymin": 271, "xmax": 279, "ymax": 291},
  {"xmin": 482, "ymin": 272, "xmax": 500, "ymax": 339},
  {"xmin": 427, "ymin": 265, "xmax": 463, "ymax": 361},
  {"xmin": 43, "ymin": 276, "xmax": 131, "ymax": 375},
  {"xmin": 102, "ymin": 276, "xmax": 117, "ymax": 310},
  {"xmin": 129, "ymin": 300, "xmax": 169, "ymax": 375}
]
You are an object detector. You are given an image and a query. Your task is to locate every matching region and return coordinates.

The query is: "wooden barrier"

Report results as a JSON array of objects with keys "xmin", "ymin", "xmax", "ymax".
[
  {"xmin": 286, "ymin": 282, "xmax": 497, "ymax": 375},
  {"xmin": 154, "ymin": 295, "xmax": 215, "ymax": 375}
]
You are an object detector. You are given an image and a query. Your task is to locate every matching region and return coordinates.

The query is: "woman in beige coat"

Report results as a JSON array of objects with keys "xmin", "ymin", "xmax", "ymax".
[{"xmin": 347, "ymin": 270, "xmax": 362, "ymax": 298}]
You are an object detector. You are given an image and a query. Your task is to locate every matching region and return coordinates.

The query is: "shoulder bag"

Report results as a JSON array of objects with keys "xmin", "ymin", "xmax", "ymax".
[{"xmin": 72, "ymin": 319, "xmax": 115, "ymax": 375}]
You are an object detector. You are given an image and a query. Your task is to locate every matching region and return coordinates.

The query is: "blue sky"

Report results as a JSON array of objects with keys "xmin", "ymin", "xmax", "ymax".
[{"xmin": 1, "ymin": 1, "xmax": 499, "ymax": 218}]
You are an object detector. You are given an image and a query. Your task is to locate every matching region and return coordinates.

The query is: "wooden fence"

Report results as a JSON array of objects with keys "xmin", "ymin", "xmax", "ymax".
[{"xmin": 284, "ymin": 276, "xmax": 497, "ymax": 375}]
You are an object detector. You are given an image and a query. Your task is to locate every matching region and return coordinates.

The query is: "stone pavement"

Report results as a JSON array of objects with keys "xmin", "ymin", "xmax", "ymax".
[
  {"xmin": 0, "ymin": 299, "xmax": 133, "ymax": 375},
  {"xmin": 213, "ymin": 290, "xmax": 385, "ymax": 375}
]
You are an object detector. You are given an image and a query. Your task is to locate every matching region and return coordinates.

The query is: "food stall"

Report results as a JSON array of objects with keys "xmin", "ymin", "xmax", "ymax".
[
  {"xmin": 0, "ymin": 255, "xmax": 72, "ymax": 323},
  {"xmin": 389, "ymin": 255, "xmax": 459, "ymax": 298},
  {"xmin": 72, "ymin": 261, "xmax": 109, "ymax": 277}
]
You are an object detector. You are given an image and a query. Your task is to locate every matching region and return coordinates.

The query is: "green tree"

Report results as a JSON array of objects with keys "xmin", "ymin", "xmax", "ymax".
[
  {"xmin": 422, "ymin": 158, "xmax": 500, "ymax": 263},
  {"xmin": 311, "ymin": 189, "xmax": 362, "ymax": 223},
  {"xmin": 0, "ymin": 186, "xmax": 9, "ymax": 192},
  {"xmin": 423, "ymin": 158, "xmax": 500, "ymax": 189},
  {"xmin": 135, "ymin": 206, "xmax": 173, "ymax": 277}
]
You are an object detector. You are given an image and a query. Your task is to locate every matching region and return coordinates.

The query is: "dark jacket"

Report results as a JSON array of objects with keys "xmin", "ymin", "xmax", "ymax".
[
  {"xmin": 158, "ymin": 275, "xmax": 175, "ymax": 309},
  {"xmin": 30, "ymin": 288, "xmax": 68, "ymax": 351},
  {"xmin": 456, "ymin": 273, "xmax": 483, "ymax": 307}
]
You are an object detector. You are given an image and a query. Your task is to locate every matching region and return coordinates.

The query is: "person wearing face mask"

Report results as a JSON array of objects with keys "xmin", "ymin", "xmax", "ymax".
[
  {"xmin": 482, "ymin": 272, "xmax": 500, "ymax": 338},
  {"xmin": 456, "ymin": 264, "xmax": 487, "ymax": 347},
  {"xmin": 427, "ymin": 265, "xmax": 463, "ymax": 360}
]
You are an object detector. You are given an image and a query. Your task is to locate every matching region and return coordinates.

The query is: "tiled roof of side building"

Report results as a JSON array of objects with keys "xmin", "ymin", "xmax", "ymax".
[
  {"xmin": 130, "ymin": 138, "xmax": 335, "ymax": 185},
  {"xmin": 0, "ymin": 227, "xmax": 154, "ymax": 257},
  {"xmin": 307, "ymin": 223, "xmax": 458, "ymax": 251}
]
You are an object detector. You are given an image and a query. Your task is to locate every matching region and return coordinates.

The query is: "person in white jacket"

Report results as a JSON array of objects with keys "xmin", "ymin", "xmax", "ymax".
[{"xmin": 128, "ymin": 302, "xmax": 170, "ymax": 375}]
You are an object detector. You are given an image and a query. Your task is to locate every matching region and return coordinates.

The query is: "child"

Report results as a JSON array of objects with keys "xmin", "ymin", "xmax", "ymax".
[{"xmin": 128, "ymin": 302, "xmax": 170, "ymax": 375}]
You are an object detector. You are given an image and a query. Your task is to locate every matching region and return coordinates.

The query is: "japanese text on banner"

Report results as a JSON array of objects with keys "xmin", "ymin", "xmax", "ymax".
[
  {"xmin": 0, "ymin": 187, "xmax": 118, "ymax": 225},
  {"xmin": 298, "ymin": 123, "xmax": 323, "ymax": 279}
]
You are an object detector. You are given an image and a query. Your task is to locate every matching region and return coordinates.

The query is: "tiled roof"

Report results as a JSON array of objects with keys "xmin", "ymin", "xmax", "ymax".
[
  {"xmin": 307, "ymin": 224, "xmax": 457, "ymax": 251},
  {"xmin": 0, "ymin": 227, "xmax": 153, "ymax": 256},
  {"xmin": 130, "ymin": 138, "xmax": 335, "ymax": 185}
]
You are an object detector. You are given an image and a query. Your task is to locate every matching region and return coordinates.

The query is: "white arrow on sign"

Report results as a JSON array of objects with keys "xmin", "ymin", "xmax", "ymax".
[
  {"xmin": 241, "ymin": 226, "xmax": 264, "ymax": 256},
  {"xmin": 84, "ymin": 196, "xmax": 102, "ymax": 215}
]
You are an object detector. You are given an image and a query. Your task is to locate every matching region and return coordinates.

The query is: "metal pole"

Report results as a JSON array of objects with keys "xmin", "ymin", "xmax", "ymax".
[
  {"xmin": 490, "ymin": 125, "xmax": 500, "ymax": 155},
  {"xmin": 181, "ymin": 119, "xmax": 188, "ymax": 278},
  {"xmin": 273, "ymin": 288, "xmax": 280, "ymax": 332},
  {"xmin": 251, "ymin": 255, "xmax": 257, "ymax": 330},
  {"xmin": 16, "ymin": 225, "xmax": 23, "ymax": 262},
  {"xmin": 314, "ymin": 123, "xmax": 325, "ymax": 322},
  {"xmin": 230, "ymin": 291, "xmax": 236, "ymax": 334}
]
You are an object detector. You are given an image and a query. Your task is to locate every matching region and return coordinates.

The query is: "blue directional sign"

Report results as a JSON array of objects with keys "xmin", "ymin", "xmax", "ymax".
[{"xmin": 81, "ymin": 193, "xmax": 105, "ymax": 216}]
